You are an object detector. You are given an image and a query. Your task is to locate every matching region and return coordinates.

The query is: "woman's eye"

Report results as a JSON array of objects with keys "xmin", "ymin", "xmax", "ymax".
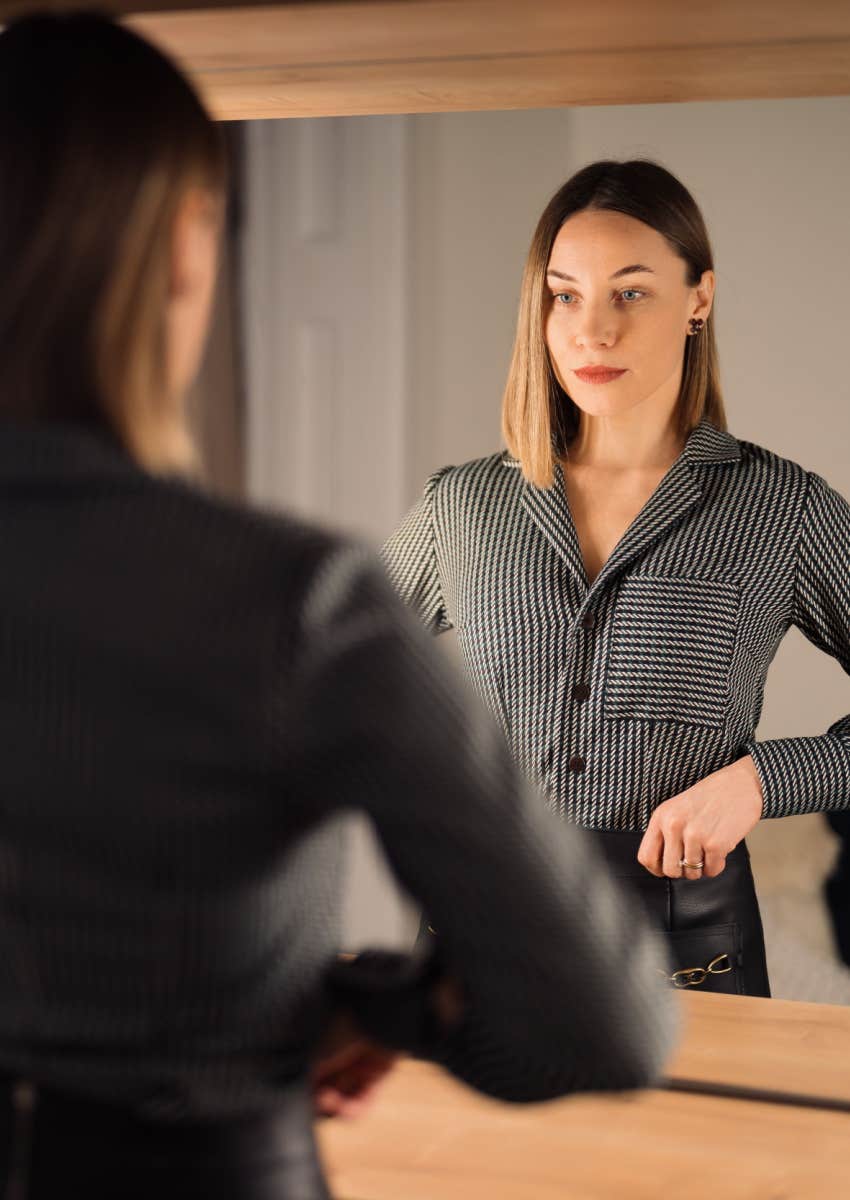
[{"xmin": 552, "ymin": 289, "xmax": 645, "ymax": 306}]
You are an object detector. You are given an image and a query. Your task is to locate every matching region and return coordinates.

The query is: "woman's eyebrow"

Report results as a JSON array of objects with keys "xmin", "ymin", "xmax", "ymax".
[{"xmin": 546, "ymin": 264, "xmax": 656, "ymax": 282}]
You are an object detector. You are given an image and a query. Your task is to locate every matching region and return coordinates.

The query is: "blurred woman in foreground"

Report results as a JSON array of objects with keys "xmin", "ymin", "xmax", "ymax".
[{"xmin": 0, "ymin": 14, "xmax": 676, "ymax": 1199}]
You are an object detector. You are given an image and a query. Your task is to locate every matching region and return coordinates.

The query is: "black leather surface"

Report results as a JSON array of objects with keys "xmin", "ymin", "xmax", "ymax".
[
  {"xmin": 0, "ymin": 1077, "xmax": 331, "ymax": 1199},
  {"xmin": 588, "ymin": 831, "xmax": 770, "ymax": 997}
]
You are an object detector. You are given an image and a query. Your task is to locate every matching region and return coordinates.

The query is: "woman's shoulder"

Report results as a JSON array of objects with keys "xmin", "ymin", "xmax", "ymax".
[
  {"xmin": 148, "ymin": 470, "xmax": 356, "ymax": 589},
  {"xmin": 151, "ymin": 474, "xmax": 400, "ymax": 654},
  {"xmin": 423, "ymin": 448, "xmax": 524, "ymax": 506},
  {"xmin": 729, "ymin": 429, "xmax": 840, "ymax": 499},
  {"xmin": 733, "ymin": 432, "xmax": 804, "ymax": 475}
]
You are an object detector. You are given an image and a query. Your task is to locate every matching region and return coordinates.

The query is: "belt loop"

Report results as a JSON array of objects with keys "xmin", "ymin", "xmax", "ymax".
[
  {"xmin": 4, "ymin": 1080, "xmax": 38, "ymax": 1200},
  {"xmin": 665, "ymin": 878, "xmax": 673, "ymax": 931}
]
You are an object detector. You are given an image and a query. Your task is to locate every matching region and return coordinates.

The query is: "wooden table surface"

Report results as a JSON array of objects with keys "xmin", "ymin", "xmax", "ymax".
[
  {"xmin": 667, "ymin": 991, "xmax": 850, "ymax": 1105},
  {"xmin": 318, "ymin": 991, "xmax": 850, "ymax": 1199}
]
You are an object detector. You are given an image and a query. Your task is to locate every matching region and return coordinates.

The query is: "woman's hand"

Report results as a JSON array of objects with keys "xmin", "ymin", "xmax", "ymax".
[
  {"xmin": 311, "ymin": 1011, "xmax": 399, "ymax": 1119},
  {"xmin": 637, "ymin": 755, "xmax": 764, "ymax": 880}
]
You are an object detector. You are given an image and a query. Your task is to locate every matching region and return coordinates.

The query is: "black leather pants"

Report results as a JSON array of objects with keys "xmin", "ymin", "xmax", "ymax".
[
  {"xmin": 587, "ymin": 830, "xmax": 771, "ymax": 997},
  {"xmin": 824, "ymin": 810, "xmax": 850, "ymax": 967},
  {"xmin": 416, "ymin": 831, "xmax": 771, "ymax": 997},
  {"xmin": 0, "ymin": 1075, "xmax": 331, "ymax": 1200}
]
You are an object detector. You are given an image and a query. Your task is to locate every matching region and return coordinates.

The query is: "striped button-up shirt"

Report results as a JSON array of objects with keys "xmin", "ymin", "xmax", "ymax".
[{"xmin": 381, "ymin": 420, "xmax": 850, "ymax": 829}]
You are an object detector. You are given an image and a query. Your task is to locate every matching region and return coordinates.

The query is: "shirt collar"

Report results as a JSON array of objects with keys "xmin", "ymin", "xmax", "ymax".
[
  {"xmin": 681, "ymin": 419, "xmax": 741, "ymax": 464},
  {"xmin": 0, "ymin": 421, "xmax": 142, "ymax": 486}
]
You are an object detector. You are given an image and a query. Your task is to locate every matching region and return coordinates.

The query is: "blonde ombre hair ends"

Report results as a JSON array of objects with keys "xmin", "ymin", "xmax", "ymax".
[
  {"xmin": 0, "ymin": 15, "xmax": 226, "ymax": 474},
  {"xmin": 95, "ymin": 172, "xmax": 207, "ymax": 476},
  {"xmin": 502, "ymin": 160, "xmax": 726, "ymax": 489}
]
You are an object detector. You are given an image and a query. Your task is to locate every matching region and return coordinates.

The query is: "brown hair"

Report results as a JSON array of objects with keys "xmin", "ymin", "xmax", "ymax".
[
  {"xmin": 0, "ymin": 13, "xmax": 227, "ymax": 473},
  {"xmin": 502, "ymin": 159, "xmax": 725, "ymax": 488}
]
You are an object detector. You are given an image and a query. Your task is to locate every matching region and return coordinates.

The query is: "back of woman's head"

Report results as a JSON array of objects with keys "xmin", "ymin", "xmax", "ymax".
[{"xmin": 0, "ymin": 12, "xmax": 226, "ymax": 471}]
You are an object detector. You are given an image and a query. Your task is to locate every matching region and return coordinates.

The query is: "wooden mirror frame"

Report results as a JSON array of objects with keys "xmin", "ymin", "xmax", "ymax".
[{"xmin": 1, "ymin": 0, "xmax": 848, "ymax": 120}]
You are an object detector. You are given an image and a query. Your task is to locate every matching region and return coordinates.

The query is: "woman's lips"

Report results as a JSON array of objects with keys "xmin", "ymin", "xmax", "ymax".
[{"xmin": 573, "ymin": 367, "xmax": 627, "ymax": 384}]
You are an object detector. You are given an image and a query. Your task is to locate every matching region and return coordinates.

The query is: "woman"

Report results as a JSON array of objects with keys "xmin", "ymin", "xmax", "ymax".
[
  {"xmin": 0, "ymin": 16, "xmax": 676, "ymax": 1199},
  {"xmin": 383, "ymin": 158, "xmax": 850, "ymax": 998}
]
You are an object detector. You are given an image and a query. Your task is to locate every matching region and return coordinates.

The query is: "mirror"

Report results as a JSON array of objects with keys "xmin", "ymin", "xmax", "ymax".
[{"xmin": 196, "ymin": 93, "xmax": 849, "ymax": 1002}]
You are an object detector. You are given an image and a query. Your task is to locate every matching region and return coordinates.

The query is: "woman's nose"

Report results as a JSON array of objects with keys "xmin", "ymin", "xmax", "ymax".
[{"xmin": 574, "ymin": 308, "xmax": 617, "ymax": 348}]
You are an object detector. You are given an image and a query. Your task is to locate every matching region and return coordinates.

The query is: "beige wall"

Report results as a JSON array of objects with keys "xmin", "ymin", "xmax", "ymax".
[{"xmin": 189, "ymin": 125, "xmax": 246, "ymax": 501}]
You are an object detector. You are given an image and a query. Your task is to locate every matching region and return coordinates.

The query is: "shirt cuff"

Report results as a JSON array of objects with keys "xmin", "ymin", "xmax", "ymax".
[{"xmin": 744, "ymin": 735, "xmax": 850, "ymax": 819}]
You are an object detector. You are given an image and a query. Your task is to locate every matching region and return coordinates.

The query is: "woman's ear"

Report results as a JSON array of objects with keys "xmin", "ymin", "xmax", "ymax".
[{"xmin": 691, "ymin": 267, "xmax": 715, "ymax": 322}]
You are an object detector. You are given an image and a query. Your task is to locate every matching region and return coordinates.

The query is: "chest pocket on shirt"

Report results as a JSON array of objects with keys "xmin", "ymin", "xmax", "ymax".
[{"xmin": 603, "ymin": 575, "xmax": 739, "ymax": 730}]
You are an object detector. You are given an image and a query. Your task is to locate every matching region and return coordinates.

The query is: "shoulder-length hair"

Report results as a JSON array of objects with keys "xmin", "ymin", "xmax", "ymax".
[
  {"xmin": 0, "ymin": 13, "xmax": 226, "ymax": 473},
  {"xmin": 502, "ymin": 159, "xmax": 725, "ymax": 488}
]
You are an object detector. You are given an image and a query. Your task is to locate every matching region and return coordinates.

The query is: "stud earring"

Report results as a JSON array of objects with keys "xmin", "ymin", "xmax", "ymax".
[{"xmin": 688, "ymin": 317, "xmax": 705, "ymax": 335}]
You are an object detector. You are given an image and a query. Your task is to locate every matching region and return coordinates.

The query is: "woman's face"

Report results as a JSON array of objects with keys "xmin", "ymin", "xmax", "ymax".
[
  {"xmin": 544, "ymin": 208, "xmax": 714, "ymax": 423},
  {"xmin": 166, "ymin": 187, "xmax": 223, "ymax": 401}
]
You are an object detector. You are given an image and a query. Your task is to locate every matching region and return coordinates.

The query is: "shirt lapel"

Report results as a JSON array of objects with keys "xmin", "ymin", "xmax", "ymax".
[
  {"xmin": 518, "ymin": 419, "xmax": 741, "ymax": 598},
  {"xmin": 521, "ymin": 462, "xmax": 589, "ymax": 588}
]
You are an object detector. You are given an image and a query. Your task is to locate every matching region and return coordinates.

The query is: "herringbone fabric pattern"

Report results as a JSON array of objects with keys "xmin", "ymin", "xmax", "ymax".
[{"xmin": 382, "ymin": 421, "xmax": 850, "ymax": 829}]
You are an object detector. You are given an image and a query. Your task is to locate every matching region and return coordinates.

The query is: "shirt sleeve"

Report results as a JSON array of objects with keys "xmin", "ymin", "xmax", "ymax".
[
  {"xmin": 745, "ymin": 472, "xmax": 850, "ymax": 819},
  {"xmin": 380, "ymin": 467, "xmax": 453, "ymax": 635},
  {"xmin": 287, "ymin": 540, "xmax": 678, "ymax": 1103}
]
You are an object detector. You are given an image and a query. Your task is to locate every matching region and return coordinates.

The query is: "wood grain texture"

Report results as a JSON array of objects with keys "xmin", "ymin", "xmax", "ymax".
[
  {"xmin": 163, "ymin": 39, "xmax": 850, "ymax": 121},
  {"xmin": 319, "ymin": 991, "xmax": 850, "ymax": 1197},
  {"xmin": 318, "ymin": 1057, "xmax": 850, "ymax": 1200},
  {"xmin": 669, "ymin": 990, "xmax": 850, "ymax": 1104},
  {"xmin": 1, "ymin": 1, "xmax": 848, "ymax": 118}
]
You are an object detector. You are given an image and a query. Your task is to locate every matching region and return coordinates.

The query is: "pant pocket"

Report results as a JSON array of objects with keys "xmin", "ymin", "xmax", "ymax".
[{"xmin": 663, "ymin": 923, "xmax": 743, "ymax": 995}]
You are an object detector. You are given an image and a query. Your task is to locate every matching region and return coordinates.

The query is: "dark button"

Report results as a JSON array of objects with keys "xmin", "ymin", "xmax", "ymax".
[
  {"xmin": 568, "ymin": 755, "xmax": 586, "ymax": 773},
  {"xmin": 580, "ymin": 612, "xmax": 596, "ymax": 629},
  {"xmin": 572, "ymin": 683, "xmax": 591, "ymax": 702}
]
